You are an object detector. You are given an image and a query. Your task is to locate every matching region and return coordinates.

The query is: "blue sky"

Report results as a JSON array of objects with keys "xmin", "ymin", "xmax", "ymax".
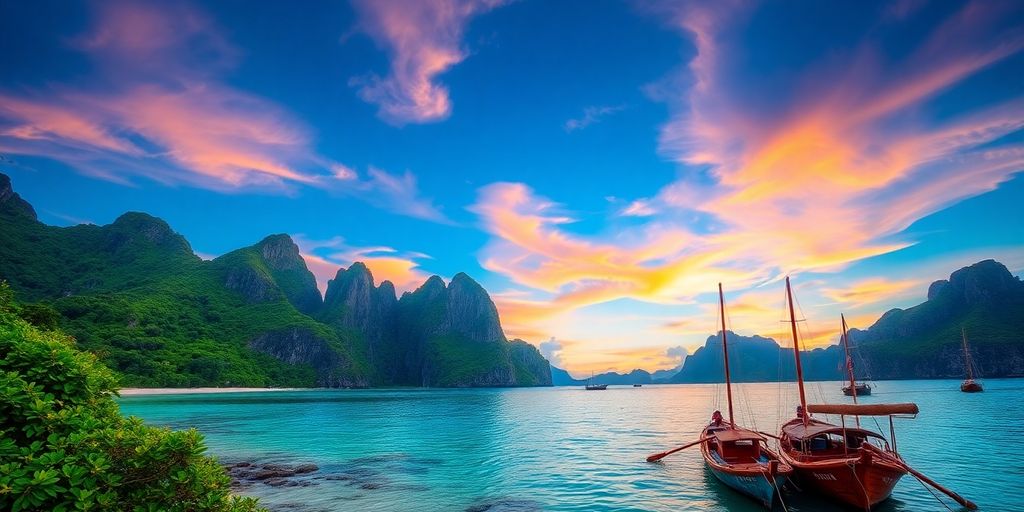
[{"xmin": 2, "ymin": 0, "xmax": 1022, "ymax": 375}]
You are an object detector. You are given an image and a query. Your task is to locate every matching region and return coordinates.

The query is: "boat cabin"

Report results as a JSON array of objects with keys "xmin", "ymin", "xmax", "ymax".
[
  {"xmin": 708, "ymin": 427, "xmax": 766, "ymax": 462},
  {"xmin": 781, "ymin": 421, "xmax": 887, "ymax": 457}
]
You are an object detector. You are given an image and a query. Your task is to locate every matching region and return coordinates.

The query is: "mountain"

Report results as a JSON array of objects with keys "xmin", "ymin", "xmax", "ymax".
[
  {"xmin": 670, "ymin": 331, "xmax": 840, "ymax": 383},
  {"xmin": 549, "ymin": 367, "xmax": 655, "ymax": 386},
  {"xmin": 846, "ymin": 259, "xmax": 1024, "ymax": 378},
  {"xmin": 318, "ymin": 263, "xmax": 552, "ymax": 387},
  {"xmin": 550, "ymin": 366, "xmax": 585, "ymax": 386},
  {"xmin": 674, "ymin": 261, "xmax": 1024, "ymax": 382},
  {"xmin": 0, "ymin": 173, "xmax": 551, "ymax": 388},
  {"xmin": 651, "ymin": 364, "xmax": 683, "ymax": 382}
]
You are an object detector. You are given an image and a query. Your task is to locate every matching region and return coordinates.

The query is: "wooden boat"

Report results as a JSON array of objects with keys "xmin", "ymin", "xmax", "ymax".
[
  {"xmin": 960, "ymin": 328, "xmax": 983, "ymax": 393},
  {"xmin": 778, "ymin": 277, "xmax": 908, "ymax": 510},
  {"xmin": 701, "ymin": 283, "xmax": 792, "ymax": 508},
  {"xmin": 840, "ymin": 315, "xmax": 872, "ymax": 397}
]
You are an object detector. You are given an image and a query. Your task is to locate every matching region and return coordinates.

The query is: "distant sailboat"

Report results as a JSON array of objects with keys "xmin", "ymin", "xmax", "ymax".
[
  {"xmin": 960, "ymin": 328, "xmax": 983, "ymax": 393},
  {"xmin": 700, "ymin": 283, "xmax": 792, "ymax": 508},
  {"xmin": 840, "ymin": 314, "xmax": 872, "ymax": 397},
  {"xmin": 585, "ymin": 373, "xmax": 607, "ymax": 390}
]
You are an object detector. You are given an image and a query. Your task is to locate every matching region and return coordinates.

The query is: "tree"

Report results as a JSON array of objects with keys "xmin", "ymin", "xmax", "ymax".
[{"xmin": 0, "ymin": 282, "xmax": 264, "ymax": 512}]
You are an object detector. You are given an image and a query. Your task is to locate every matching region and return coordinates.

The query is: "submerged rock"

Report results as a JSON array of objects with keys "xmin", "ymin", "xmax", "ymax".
[{"xmin": 466, "ymin": 497, "xmax": 545, "ymax": 512}]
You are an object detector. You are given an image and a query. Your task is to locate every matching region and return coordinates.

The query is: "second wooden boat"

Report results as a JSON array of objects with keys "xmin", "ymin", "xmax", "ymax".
[
  {"xmin": 702, "ymin": 283, "xmax": 792, "ymax": 508},
  {"xmin": 778, "ymin": 277, "xmax": 908, "ymax": 510}
]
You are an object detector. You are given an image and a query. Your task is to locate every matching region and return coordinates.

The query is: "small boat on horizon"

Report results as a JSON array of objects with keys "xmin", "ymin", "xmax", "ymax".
[
  {"xmin": 633, "ymin": 383, "xmax": 642, "ymax": 387},
  {"xmin": 700, "ymin": 283, "xmax": 792, "ymax": 508},
  {"xmin": 840, "ymin": 314, "xmax": 872, "ymax": 397},
  {"xmin": 585, "ymin": 373, "xmax": 607, "ymax": 390},
  {"xmin": 960, "ymin": 328, "xmax": 983, "ymax": 393}
]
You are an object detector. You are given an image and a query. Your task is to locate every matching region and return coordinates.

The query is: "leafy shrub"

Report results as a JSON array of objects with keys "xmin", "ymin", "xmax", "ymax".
[{"xmin": 0, "ymin": 282, "xmax": 264, "ymax": 512}]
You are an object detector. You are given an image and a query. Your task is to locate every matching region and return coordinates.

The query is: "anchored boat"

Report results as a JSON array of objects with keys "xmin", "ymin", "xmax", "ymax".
[
  {"xmin": 960, "ymin": 328, "xmax": 983, "ymax": 393},
  {"xmin": 778, "ymin": 277, "xmax": 976, "ymax": 511},
  {"xmin": 840, "ymin": 314, "xmax": 872, "ymax": 397},
  {"xmin": 700, "ymin": 283, "xmax": 792, "ymax": 508},
  {"xmin": 585, "ymin": 373, "xmax": 607, "ymax": 390}
]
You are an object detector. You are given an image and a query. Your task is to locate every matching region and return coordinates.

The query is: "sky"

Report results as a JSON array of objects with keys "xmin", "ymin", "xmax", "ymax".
[{"xmin": 1, "ymin": 0, "xmax": 1022, "ymax": 377}]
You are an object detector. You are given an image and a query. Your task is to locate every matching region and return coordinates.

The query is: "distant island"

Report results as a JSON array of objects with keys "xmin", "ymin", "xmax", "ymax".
[{"xmin": 3, "ymin": 172, "xmax": 1022, "ymax": 389}]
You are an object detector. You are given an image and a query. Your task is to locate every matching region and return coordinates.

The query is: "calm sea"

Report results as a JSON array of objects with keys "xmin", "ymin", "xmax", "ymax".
[{"xmin": 118, "ymin": 380, "xmax": 1023, "ymax": 512}]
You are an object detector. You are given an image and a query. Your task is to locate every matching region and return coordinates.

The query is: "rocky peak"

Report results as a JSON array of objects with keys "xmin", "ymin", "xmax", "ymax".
[
  {"xmin": 377, "ymin": 280, "xmax": 397, "ymax": 301},
  {"xmin": 415, "ymin": 275, "xmax": 447, "ymax": 301},
  {"xmin": 107, "ymin": 212, "xmax": 194, "ymax": 256},
  {"xmin": 322, "ymin": 262, "xmax": 397, "ymax": 353},
  {"xmin": 218, "ymin": 235, "xmax": 321, "ymax": 314},
  {"xmin": 0, "ymin": 173, "xmax": 37, "ymax": 220},
  {"xmin": 942, "ymin": 259, "xmax": 1021, "ymax": 306},
  {"xmin": 444, "ymin": 272, "xmax": 506, "ymax": 343},
  {"xmin": 257, "ymin": 234, "xmax": 306, "ymax": 271},
  {"xmin": 927, "ymin": 280, "xmax": 948, "ymax": 301}
]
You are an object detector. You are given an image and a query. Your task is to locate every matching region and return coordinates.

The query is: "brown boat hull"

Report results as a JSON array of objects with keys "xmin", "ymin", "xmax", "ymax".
[
  {"xmin": 780, "ymin": 449, "xmax": 905, "ymax": 510},
  {"xmin": 960, "ymin": 380, "xmax": 983, "ymax": 393}
]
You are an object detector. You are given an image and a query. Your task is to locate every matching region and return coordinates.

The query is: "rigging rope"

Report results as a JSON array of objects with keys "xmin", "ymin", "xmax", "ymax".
[{"xmin": 914, "ymin": 472, "xmax": 955, "ymax": 512}]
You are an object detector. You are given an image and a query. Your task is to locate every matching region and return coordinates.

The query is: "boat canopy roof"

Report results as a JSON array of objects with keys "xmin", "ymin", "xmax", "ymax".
[
  {"xmin": 781, "ymin": 419, "xmax": 884, "ymax": 440},
  {"xmin": 807, "ymin": 403, "xmax": 919, "ymax": 416},
  {"xmin": 712, "ymin": 428, "xmax": 764, "ymax": 442}
]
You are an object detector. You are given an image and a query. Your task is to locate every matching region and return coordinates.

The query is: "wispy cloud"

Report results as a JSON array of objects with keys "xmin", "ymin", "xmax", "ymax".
[
  {"xmin": 0, "ymin": 1, "xmax": 448, "ymax": 222},
  {"xmin": 821, "ymin": 278, "xmax": 923, "ymax": 308},
  {"xmin": 349, "ymin": 0, "xmax": 508, "ymax": 125},
  {"xmin": 643, "ymin": 0, "xmax": 1024, "ymax": 277},
  {"xmin": 564, "ymin": 105, "xmax": 626, "ymax": 132}
]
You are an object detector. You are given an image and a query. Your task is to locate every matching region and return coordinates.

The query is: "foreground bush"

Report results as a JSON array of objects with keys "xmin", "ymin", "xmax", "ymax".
[{"xmin": 0, "ymin": 283, "xmax": 263, "ymax": 512}]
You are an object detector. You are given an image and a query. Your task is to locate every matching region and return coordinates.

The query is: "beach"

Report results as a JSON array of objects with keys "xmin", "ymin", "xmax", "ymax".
[{"xmin": 118, "ymin": 387, "xmax": 300, "ymax": 396}]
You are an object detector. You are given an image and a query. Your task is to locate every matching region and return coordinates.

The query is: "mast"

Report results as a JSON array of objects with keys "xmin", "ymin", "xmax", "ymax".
[
  {"xmin": 962, "ymin": 328, "xmax": 974, "ymax": 380},
  {"xmin": 786, "ymin": 277, "xmax": 808, "ymax": 427},
  {"xmin": 841, "ymin": 314, "xmax": 858, "ymax": 404},
  {"xmin": 718, "ymin": 283, "xmax": 735, "ymax": 428}
]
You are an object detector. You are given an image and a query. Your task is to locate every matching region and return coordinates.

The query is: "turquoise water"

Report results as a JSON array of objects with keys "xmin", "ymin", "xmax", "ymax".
[{"xmin": 118, "ymin": 380, "xmax": 1023, "ymax": 512}]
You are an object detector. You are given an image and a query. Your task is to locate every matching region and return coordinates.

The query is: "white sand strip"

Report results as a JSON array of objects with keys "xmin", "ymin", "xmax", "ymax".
[{"xmin": 118, "ymin": 387, "xmax": 301, "ymax": 396}]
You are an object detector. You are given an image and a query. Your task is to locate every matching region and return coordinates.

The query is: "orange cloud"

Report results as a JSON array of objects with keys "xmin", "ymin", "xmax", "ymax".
[
  {"xmin": 350, "ymin": 0, "xmax": 508, "ymax": 125},
  {"xmin": 821, "ymin": 278, "xmax": 922, "ymax": 308}
]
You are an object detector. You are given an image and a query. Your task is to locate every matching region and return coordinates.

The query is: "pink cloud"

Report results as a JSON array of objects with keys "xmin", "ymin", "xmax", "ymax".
[
  {"xmin": 350, "ymin": 0, "xmax": 508, "ymax": 125},
  {"xmin": 0, "ymin": 1, "xmax": 450, "ymax": 221}
]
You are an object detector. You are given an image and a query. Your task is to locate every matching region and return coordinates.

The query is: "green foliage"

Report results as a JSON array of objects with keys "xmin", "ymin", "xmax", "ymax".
[
  {"xmin": 0, "ymin": 282, "xmax": 264, "ymax": 512},
  {"xmin": 426, "ymin": 335, "xmax": 509, "ymax": 386},
  {"xmin": 0, "ymin": 203, "xmax": 366, "ymax": 387},
  {"xmin": 18, "ymin": 303, "xmax": 60, "ymax": 331}
]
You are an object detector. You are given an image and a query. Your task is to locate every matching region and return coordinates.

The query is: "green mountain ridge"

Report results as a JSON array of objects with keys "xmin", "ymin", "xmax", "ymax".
[{"xmin": 0, "ymin": 173, "xmax": 551, "ymax": 388}]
